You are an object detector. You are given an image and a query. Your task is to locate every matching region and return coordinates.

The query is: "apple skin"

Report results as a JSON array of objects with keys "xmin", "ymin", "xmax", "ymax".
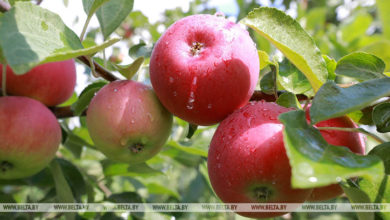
[
  {"xmin": 305, "ymin": 109, "xmax": 365, "ymax": 201},
  {"xmin": 0, "ymin": 96, "xmax": 61, "ymax": 179},
  {"xmin": 208, "ymin": 101, "xmax": 312, "ymax": 218},
  {"xmin": 0, "ymin": 59, "xmax": 76, "ymax": 106},
  {"xmin": 149, "ymin": 14, "xmax": 259, "ymax": 126},
  {"xmin": 86, "ymin": 80, "xmax": 173, "ymax": 164}
]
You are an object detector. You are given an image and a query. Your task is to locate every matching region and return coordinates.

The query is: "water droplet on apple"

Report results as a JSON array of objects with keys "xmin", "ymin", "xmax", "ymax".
[
  {"xmin": 169, "ymin": 77, "xmax": 174, "ymax": 83},
  {"xmin": 147, "ymin": 113, "xmax": 154, "ymax": 122},
  {"xmin": 113, "ymin": 89, "xmax": 118, "ymax": 92},
  {"xmin": 120, "ymin": 138, "xmax": 127, "ymax": 146},
  {"xmin": 186, "ymin": 91, "xmax": 195, "ymax": 110},
  {"xmin": 207, "ymin": 104, "xmax": 212, "ymax": 109},
  {"xmin": 131, "ymin": 119, "xmax": 135, "ymax": 124},
  {"xmin": 173, "ymin": 91, "xmax": 177, "ymax": 97},
  {"xmin": 217, "ymin": 163, "xmax": 221, "ymax": 169},
  {"xmin": 192, "ymin": 76, "xmax": 197, "ymax": 85}
]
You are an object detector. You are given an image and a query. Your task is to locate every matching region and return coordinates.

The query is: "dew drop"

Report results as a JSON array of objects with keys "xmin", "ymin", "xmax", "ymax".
[
  {"xmin": 186, "ymin": 92, "xmax": 195, "ymax": 110},
  {"xmin": 217, "ymin": 163, "xmax": 221, "ymax": 169},
  {"xmin": 147, "ymin": 113, "xmax": 154, "ymax": 122},
  {"xmin": 113, "ymin": 89, "xmax": 118, "ymax": 92},
  {"xmin": 207, "ymin": 104, "xmax": 212, "ymax": 109},
  {"xmin": 192, "ymin": 76, "xmax": 198, "ymax": 85},
  {"xmin": 120, "ymin": 138, "xmax": 127, "ymax": 146},
  {"xmin": 309, "ymin": 177, "xmax": 317, "ymax": 182},
  {"xmin": 173, "ymin": 91, "xmax": 177, "ymax": 97},
  {"xmin": 131, "ymin": 119, "xmax": 135, "ymax": 124},
  {"xmin": 169, "ymin": 77, "xmax": 174, "ymax": 83}
]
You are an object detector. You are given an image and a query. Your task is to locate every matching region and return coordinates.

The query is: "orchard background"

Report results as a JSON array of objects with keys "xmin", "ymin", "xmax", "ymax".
[{"xmin": 0, "ymin": 0, "xmax": 390, "ymax": 219}]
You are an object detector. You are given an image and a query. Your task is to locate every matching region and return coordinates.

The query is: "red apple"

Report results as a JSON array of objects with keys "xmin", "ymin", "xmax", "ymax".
[
  {"xmin": 150, "ymin": 14, "xmax": 259, "ymax": 126},
  {"xmin": 0, "ymin": 59, "xmax": 76, "ymax": 106},
  {"xmin": 0, "ymin": 96, "xmax": 61, "ymax": 179},
  {"xmin": 208, "ymin": 101, "xmax": 312, "ymax": 218},
  {"xmin": 86, "ymin": 80, "xmax": 173, "ymax": 164},
  {"xmin": 305, "ymin": 109, "xmax": 365, "ymax": 201}
]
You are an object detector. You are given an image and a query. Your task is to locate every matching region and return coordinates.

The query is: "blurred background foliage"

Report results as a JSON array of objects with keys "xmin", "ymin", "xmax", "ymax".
[{"xmin": 1, "ymin": 0, "xmax": 389, "ymax": 219}]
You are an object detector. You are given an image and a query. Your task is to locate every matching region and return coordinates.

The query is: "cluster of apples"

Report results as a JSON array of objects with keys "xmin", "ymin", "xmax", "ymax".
[
  {"xmin": 0, "ymin": 12, "xmax": 365, "ymax": 219},
  {"xmin": 0, "ymin": 60, "xmax": 76, "ymax": 179},
  {"xmin": 147, "ymin": 14, "xmax": 365, "ymax": 218}
]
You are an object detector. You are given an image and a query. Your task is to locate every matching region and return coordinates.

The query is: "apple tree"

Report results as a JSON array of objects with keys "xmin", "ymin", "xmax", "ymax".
[{"xmin": 0, "ymin": 0, "xmax": 390, "ymax": 220}]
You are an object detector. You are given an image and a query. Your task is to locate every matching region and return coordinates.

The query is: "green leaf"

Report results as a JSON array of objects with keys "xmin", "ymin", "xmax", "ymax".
[
  {"xmin": 343, "ymin": 175, "xmax": 390, "ymax": 220},
  {"xmin": 310, "ymin": 78, "xmax": 390, "ymax": 124},
  {"xmin": 369, "ymin": 143, "xmax": 390, "ymax": 175},
  {"xmin": 377, "ymin": 0, "xmax": 390, "ymax": 39},
  {"xmin": 335, "ymin": 52, "xmax": 386, "ymax": 81},
  {"xmin": 108, "ymin": 192, "xmax": 144, "ymax": 219},
  {"xmin": 71, "ymin": 81, "xmax": 107, "ymax": 116},
  {"xmin": 372, "ymin": 103, "xmax": 390, "ymax": 133},
  {"xmin": 57, "ymin": 159, "xmax": 87, "ymax": 202},
  {"xmin": 258, "ymin": 50, "xmax": 274, "ymax": 70},
  {"xmin": 49, "ymin": 159, "xmax": 75, "ymax": 203},
  {"xmin": 114, "ymin": 56, "xmax": 144, "ymax": 79},
  {"xmin": 167, "ymin": 140, "xmax": 208, "ymax": 157},
  {"xmin": 279, "ymin": 110, "xmax": 384, "ymax": 188},
  {"xmin": 323, "ymin": 55, "xmax": 336, "ymax": 80},
  {"xmin": 362, "ymin": 40, "xmax": 390, "ymax": 72},
  {"xmin": 278, "ymin": 59, "xmax": 312, "ymax": 94},
  {"xmin": 340, "ymin": 12, "xmax": 372, "ymax": 43},
  {"xmin": 276, "ymin": 92, "xmax": 301, "ymax": 109},
  {"xmin": 241, "ymin": 7, "xmax": 328, "ymax": 92},
  {"xmin": 0, "ymin": 2, "xmax": 120, "ymax": 74},
  {"xmin": 146, "ymin": 183, "xmax": 180, "ymax": 199},
  {"xmin": 260, "ymin": 64, "xmax": 277, "ymax": 95},
  {"xmin": 103, "ymin": 162, "xmax": 163, "ymax": 177},
  {"xmin": 82, "ymin": 0, "xmax": 110, "ymax": 17},
  {"xmin": 129, "ymin": 41, "xmax": 152, "ymax": 58},
  {"xmin": 96, "ymin": 0, "xmax": 134, "ymax": 39}
]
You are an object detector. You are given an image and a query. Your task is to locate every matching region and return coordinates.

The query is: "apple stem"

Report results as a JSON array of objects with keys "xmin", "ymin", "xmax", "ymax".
[
  {"xmin": 2, "ymin": 63, "xmax": 7, "ymax": 96},
  {"xmin": 0, "ymin": 161, "xmax": 13, "ymax": 173},
  {"xmin": 317, "ymin": 127, "xmax": 386, "ymax": 144},
  {"xmin": 130, "ymin": 143, "xmax": 144, "ymax": 153}
]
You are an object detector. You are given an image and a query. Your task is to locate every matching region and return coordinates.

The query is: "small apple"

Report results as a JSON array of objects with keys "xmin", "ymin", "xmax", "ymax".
[
  {"xmin": 208, "ymin": 101, "xmax": 312, "ymax": 218},
  {"xmin": 0, "ymin": 59, "xmax": 76, "ymax": 106},
  {"xmin": 86, "ymin": 80, "xmax": 173, "ymax": 164},
  {"xmin": 305, "ymin": 109, "xmax": 365, "ymax": 201},
  {"xmin": 150, "ymin": 14, "xmax": 259, "ymax": 126},
  {"xmin": 0, "ymin": 96, "xmax": 61, "ymax": 179}
]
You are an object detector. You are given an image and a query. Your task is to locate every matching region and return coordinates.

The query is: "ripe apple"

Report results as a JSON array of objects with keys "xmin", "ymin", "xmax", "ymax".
[
  {"xmin": 86, "ymin": 80, "xmax": 173, "ymax": 164},
  {"xmin": 0, "ymin": 59, "xmax": 76, "ymax": 106},
  {"xmin": 149, "ymin": 14, "xmax": 259, "ymax": 126},
  {"xmin": 0, "ymin": 96, "xmax": 61, "ymax": 179},
  {"xmin": 208, "ymin": 101, "xmax": 312, "ymax": 218},
  {"xmin": 305, "ymin": 109, "xmax": 365, "ymax": 201}
]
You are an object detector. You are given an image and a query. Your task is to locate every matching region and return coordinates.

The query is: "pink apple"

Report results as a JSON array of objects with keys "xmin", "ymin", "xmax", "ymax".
[
  {"xmin": 0, "ymin": 59, "xmax": 76, "ymax": 106},
  {"xmin": 0, "ymin": 96, "xmax": 61, "ymax": 179},
  {"xmin": 150, "ymin": 14, "xmax": 259, "ymax": 125},
  {"xmin": 208, "ymin": 101, "xmax": 312, "ymax": 218},
  {"xmin": 86, "ymin": 80, "xmax": 173, "ymax": 164}
]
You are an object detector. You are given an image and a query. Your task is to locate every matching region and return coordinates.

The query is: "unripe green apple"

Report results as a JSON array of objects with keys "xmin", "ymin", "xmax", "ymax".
[
  {"xmin": 0, "ymin": 96, "xmax": 61, "ymax": 179},
  {"xmin": 208, "ymin": 101, "xmax": 312, "ymax": 219},
  {"xmin": 0, "ymin": 60, "xmax": 76, "ymax": 106},
  {"xmin": 86, "ymin": 80, "xmax": 173, "ymax": 164}
]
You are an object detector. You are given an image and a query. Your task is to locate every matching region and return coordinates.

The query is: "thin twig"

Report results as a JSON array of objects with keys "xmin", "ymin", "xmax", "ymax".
[
  {"xmin": 318, "ymin": 127, "xmax": 386, "ymax": 144},
  {"xmin": 77, "ymin": 56, "xmax": 119, "ymax": 81}
]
